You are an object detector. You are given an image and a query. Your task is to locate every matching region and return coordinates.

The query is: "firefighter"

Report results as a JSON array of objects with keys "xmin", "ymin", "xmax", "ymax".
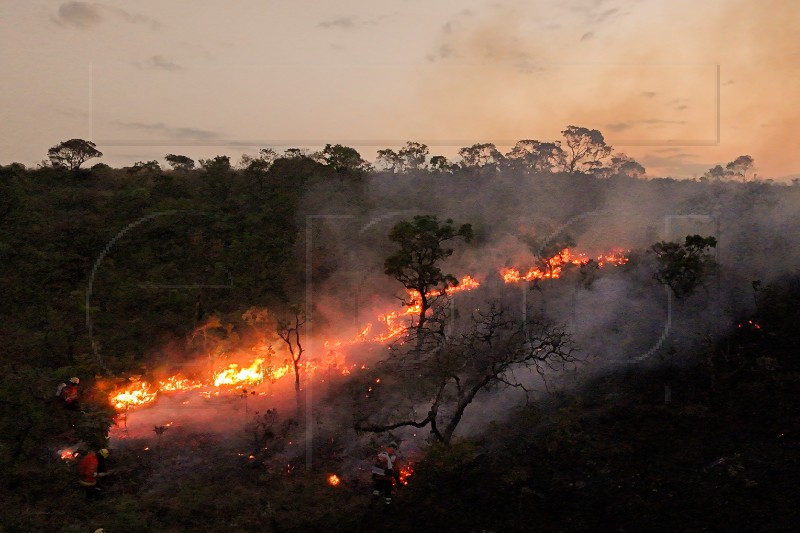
[
  {"xmin": 56, "ymin": 377, "xmax": 80, "ymax": 409},
  {"xmin": 96, "ymin": 448, "xmax": 110, "ymax": 479},
  {"xmin": 371, "ymin": 442, "xmax": 400, "ymax": 505},
  {"xmin": 78, "ymin": 450, "xmax": 100, "ymax": 500}
]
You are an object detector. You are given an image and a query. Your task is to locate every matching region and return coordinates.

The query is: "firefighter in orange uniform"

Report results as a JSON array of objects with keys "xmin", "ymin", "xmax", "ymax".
[
  {"xmin": 78, "ymin": 450, "xmax": 100, "ymax": 500},
  {"xmin": 56, "ymin": 377, "xmax": 80, "ymax": 410},
  {"xmin": 371, "ymin": 442, "xmax": 400, "ymax": 505}
]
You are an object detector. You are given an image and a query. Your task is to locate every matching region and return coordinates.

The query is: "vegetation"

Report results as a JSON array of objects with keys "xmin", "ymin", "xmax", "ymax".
[{"xmin": 0, "ymin": 130, "xmax": 798, "ymax": 531}]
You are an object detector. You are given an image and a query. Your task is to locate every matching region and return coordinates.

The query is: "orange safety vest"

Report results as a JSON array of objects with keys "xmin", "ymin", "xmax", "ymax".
[
  {"xmin": 62, "ymin": 384, "xmax": 79, "ymax": 404},
  {"xmin": 78, "ymin": 452, "xmax": 98, "ymax": 486}
]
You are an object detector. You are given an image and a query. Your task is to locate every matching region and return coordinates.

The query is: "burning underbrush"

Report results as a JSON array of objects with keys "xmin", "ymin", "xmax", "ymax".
[{"xmin": 104, "ymin": 245, "xmax": 634, "ymax": 491}]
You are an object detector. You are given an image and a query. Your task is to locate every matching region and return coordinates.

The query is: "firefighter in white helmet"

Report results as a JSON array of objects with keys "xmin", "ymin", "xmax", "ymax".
[
  {"xmin": 371, "ymin": 442, "xmax": 400, "ymax": 504},
  {"xmin": 55, "ymin": 377, "xmax": 80, "ymax": 409}
]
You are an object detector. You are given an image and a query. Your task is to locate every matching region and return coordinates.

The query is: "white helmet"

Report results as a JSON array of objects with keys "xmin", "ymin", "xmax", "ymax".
[{"xmin": 69, "ymin": 377, "xmax": 80, "ymax": 384}]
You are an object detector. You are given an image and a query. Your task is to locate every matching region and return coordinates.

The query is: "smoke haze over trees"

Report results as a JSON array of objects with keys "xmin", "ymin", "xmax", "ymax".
[{"xmin": 1, "ymin": 126, "xmax": 799, "ymax": 531}]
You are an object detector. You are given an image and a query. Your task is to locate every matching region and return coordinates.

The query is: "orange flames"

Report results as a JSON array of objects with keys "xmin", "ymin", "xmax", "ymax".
[
  {"xmin": 111, "ymin": 381, "xmax": 157, "ymax": 411},
  {"xmin": 159, "ymin": 376, "xmax": 203, "ymax": 392},
  {"xmin": 501, "ymin": 248, "xmax": 628, "ymax": 283},
  {"xmin": 374, "ymin": 274, "xmax": 481, "ymax": 342},
  {"xmin": 59, "ymin": 448, "xmax": 79, "ymax": 461},
  {"xmin": 213, "ymin": 358, "xmax": 265, "ymax": 387},
  {"xmin": 108, "ymin": 248, "xmax": 626, "ymax": 412},
  {"xmin": 327, "ymin": 474, "xmax": 341, "ymax": 486}
]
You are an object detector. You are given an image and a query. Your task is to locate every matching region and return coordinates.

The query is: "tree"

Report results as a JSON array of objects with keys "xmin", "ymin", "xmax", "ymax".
[
  {"xmin": 320, "ymin": 144, "xmax": 371, "ymax": 174},
  {"xmin": 398, "ymin": 141, "xmax": 429, "ymax": 171},
  {"xmin": 429, "ymin": 155, "xmax": 456, "ymax": 173},
  {"xmin": 355, "ymin": 303, "xmax": 576, "ymax": 445},
  {"xmin": 375, "ymin": 143, "xmax": 429, "ymax": 173},
  {"xmin": 0, "ymin": 163, "xmax": 24, "ymax": 226},
  {"xmin": 47, "ymin": 139, "xmax": 102, "ymax": 172},
  {"xmin": 128, "ymin": 160, "xmax": 161, "ymax": 174},
  {"xmin": 165, "ymin": 154, "xmax": 195, "ymax": 171},
  {"xmin": 283, "ymin": 148, "xmax": 309, "ymax": 159},
  {"xmin": 277, "ymin": 306, "xmax": 306, "ymax": 417},
  {"xmin": 505, "ymin": 140, "xmax": 564, "ymax": 173},
  {"xmin": 560, "ymin": 126, "xmax": 611, "ymax": 173},
  {"xmin": 725, "ymin": 155, "xmax": 755, "ymax": 181},
  {"xmin": 605, "ymin": 153, "xmax": 645, "ymax": 178},
  {"xmin": 701, "ymin": 155, "xmax": 755, "ymax": 182},
  {"xmin": 652, "ymin": 235, "xmax": 718, "ymax": 298},
  {"xmin": 458, "ymin": 143, "xmax": 504, "ymax": 169},
  {"xmin": 199, "ymin": 155, "xmax": 231, "ymax": 173},
  {"xmin": 376, "ymin": 148, "xmax": 402, "ymax": 173},
  {"xmin": 384, "ymin": 216, "xmax": 473, "ymax": 332}
]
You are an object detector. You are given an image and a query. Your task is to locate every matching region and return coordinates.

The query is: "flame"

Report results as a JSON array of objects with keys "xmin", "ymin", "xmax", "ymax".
[
  {"xmin": 108, "ymin": 249, "xmax": 627, "ymax": 412},
  {"xmin": 59, "ymin": 448, "xmax": 78, "ymax": 461},
  {"xmin": 501, "ymin": 247, "xmax": 628, "ymax": 283},
  {"xmin": 327, "ymin": 474, "xmax": 341, "ymax": 486},
  {"xmin": 595, "ymin": 248, "xmax": 629, "ymax": 267},
  {"xmin": 158, "ymin": 376, "xmax": 203, "ymax": 392},
  {"xmin": 373, "ymin": 275, "xmax": 481, "ymax": 342},
  {"xmin": 398, "ymin": 463, "xmax": 414, "ymax": 486},
  {"xmin": 213, "ymin": 358, "xmax": 264, "ymax": 387},
  {"xmin": 111, "ymin": 381, "xmax": 157, "ymax": 410}
]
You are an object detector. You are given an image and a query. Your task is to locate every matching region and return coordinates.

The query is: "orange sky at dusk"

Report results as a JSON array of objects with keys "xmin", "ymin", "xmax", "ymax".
[{"xmin": 1, "ymin": 0, "xmax": 797, "ymax": 180}]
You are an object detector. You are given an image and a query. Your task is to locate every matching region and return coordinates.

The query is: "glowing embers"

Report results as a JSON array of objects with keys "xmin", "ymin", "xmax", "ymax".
[
  {"xmin": 501, "ymin": 247, "xmax": 629, "ymax": 283},
  {"xmin": 737, "ymin": 319, "xmax": 762, "ymax": 330},
  {"xmin": 327, "ymin": 474, "xmax": 341, "ymax": 486},
  {"xmin": 595, "ymin": 248, "xmax": 629, "ymax": 267},
  {"xmin": 398, "ymin": 463, "xmax": 414, "ymax": 486}
]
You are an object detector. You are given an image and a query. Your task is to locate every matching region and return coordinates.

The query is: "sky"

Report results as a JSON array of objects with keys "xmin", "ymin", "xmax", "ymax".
[{"xmin": 1, "ymin": 0, "xmax": 798, "ymax": 179}]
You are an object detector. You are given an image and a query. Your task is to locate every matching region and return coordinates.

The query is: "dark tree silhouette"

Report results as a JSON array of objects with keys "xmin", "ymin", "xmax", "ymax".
[
  {"xmin": 384, "ymin": 215, "xmax": 473, "ymax": 332},
  {"xmin": 47, "ymin": 139, "xmax": 102, "ymax": 171}
]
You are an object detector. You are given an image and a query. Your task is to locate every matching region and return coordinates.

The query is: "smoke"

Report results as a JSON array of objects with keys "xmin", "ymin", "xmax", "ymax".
[
  {"xmin": 296, "ymin": 157, "xmax": 800, "ymax": 442},
  {"xmin": 407, "ymin": 0, "xmax": 800, "ymax": 179}
]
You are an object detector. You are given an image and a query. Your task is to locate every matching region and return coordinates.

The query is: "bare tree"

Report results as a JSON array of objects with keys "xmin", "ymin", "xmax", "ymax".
[
  {"xmin": 355, "ymin": 302, "xmax": 577, "ymax": 445},
  {"xmin": 277, "ymin": 306, "xmax": 306, "ymax": 417}
]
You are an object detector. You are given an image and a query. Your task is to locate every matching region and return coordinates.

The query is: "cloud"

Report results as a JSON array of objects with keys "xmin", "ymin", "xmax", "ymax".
[
  {"xmin": 581, "ymin": 31, "xmax": 594, "ymax": 41},
  {"xmin": 606, "ymin": 119, "xmax": 689, "ymax": 133},
  {"xmin": 54, "ymin": 2, "xmax": 159, "ymax": 30},
  {"xmin": 641, "ymin": 91, "xmax": 657, "ymax": 98},
  {"xmin": 594, "ymin": 7, "xmax": 621, "ymax": 23},
  {"xmin": 137, "ymin": 55, "xmax": 183, "ymax": 72},
  {"xmin": 606, "ymin": 122, "xmax": 633, "ymax": 132},
  {"xmin": 426, "ymin": 44, "xmax": 456, "ymax": 62},
  {"xmin": 319, "ymin": 16, "xmax": 358, "ymax": 29},
  {"xmin": 54, "ymin": 2, "xmax": 102, "ymax": 29},
  {"xmin": 113, "ymin": 121, "xmax": 220, "ymax": 140}
]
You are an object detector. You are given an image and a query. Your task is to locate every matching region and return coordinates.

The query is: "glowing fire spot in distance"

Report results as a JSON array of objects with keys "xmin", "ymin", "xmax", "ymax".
[{"xmin": 327, "ymin": 474, "xmax": 341, "ymax": 486}]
